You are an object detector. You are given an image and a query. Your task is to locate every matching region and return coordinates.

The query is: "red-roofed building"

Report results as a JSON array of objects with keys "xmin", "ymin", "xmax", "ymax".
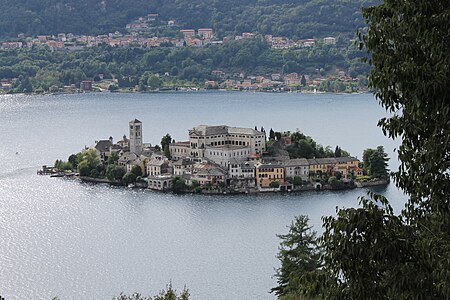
[
  {"xmin": 180, "ymin": 30, "xmax": 195, "ymax": 39},
  {"xmin": 198, "ymin": 28, "xmax": 213, "ymax": 39}
]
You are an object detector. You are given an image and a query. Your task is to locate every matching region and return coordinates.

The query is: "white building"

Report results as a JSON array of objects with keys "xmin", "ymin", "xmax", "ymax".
[
  {"xmin": 323, "ymin": 37, "xmax": 336, "ymax": 45},
  {"xmin": 283, "ymin": 158, "xmax": 309, "ymax": 181},
  {"xmin": 204, "ymin": 145, "xmax": 251, "ymax": 167},
  {"xmin": 229, "ymin": 161, "xmax": 256, "ymax": 179},
  {"xmin": 188, "ymin": 125, "xmax": 266, "ymax": 158},
  {"xmin": 146, "ymin": 154, "xmax": 170, "ymax": 176},
  {"xmin": 172, "ymin": 158, "xmax": 196, "ymax": 176},
  {"xmin": 147, "ymin": 175, "xmax": 172, "ymax": 191},
  {"xmin": 169, "ymin": 141, "xmax": 191, "ymax": 160}
]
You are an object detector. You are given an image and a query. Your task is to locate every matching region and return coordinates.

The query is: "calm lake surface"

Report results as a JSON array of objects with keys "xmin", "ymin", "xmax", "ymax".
[{"xmin": 0, "ymin": 92, "xmax": 407, "ymax": 299}]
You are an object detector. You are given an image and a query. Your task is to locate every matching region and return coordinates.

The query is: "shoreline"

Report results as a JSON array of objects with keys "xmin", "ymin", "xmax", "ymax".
[
  {"xmin": 1, "ymin": 89, "xmax": 371, "ymax": 97},
  {"xmin": 73, "ymin": 175, "xmax": 389, "ymax": 195}
]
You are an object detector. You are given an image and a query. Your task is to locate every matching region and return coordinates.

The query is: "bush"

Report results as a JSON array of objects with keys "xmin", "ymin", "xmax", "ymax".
[
  {"xmin": 328, "ymin": 176, "xmax": 344, "ymax": 189},
  {"xmin": 269, "ymin": 181, "xmax": 280, "ymax": 188},
  {"xmin": 293, "ymin": 176, "xmax": 303, "ymax": 186},
  {"xmin": 122, "ymin": 172, "xmax": 137, "ymax": 185}
]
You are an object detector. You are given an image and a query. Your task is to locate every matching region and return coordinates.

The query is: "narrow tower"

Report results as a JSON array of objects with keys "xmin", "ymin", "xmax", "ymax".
[{"xmin": 129, "ymin": 119, "xmax": 143, "ymax": 154}]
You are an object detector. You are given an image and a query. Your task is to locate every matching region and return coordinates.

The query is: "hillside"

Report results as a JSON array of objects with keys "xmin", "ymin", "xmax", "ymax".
[{"xmin": 0, "ymin": 0, "xmax": 378, "ymax": 39}]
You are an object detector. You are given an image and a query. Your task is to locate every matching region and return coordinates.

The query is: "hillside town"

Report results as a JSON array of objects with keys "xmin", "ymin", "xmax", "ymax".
[
  {"xmin": 0, "ymin": 13, "xmax": 335, "ymax": 51},
  {"xmin": 0, "ymin": 12, "xmax": 359, "ymax": 94},
  {"xmin": 44, "ymin": 119, "xmax": 384, "ymax": 194}
]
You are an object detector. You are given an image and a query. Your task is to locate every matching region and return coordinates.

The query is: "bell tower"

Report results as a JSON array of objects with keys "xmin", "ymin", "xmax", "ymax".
[{"xmin": 129, "ymin": 119, "xmax": 143, "ymax": 154}]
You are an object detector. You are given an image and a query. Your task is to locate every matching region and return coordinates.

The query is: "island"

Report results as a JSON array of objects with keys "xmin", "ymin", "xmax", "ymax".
[{"xmin": 43, "ymin": 119, "xmax": 389, "ymax": 194}]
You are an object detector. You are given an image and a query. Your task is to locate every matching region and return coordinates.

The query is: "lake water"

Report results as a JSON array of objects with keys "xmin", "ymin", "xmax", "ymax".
[{"xmin": 0, "ymin": 92, "xmax": 407, "ymax": 299}]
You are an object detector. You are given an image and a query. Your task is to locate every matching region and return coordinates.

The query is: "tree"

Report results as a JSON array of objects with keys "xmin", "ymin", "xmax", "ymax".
[
  {"xmin": 293, "ymin": 176, "xmax": 303, "ymax": 187},
  {"xmin": 334, "ymin": 146, "xmax": 341, "ymax": 157},
  {"xmin": 77, "ymin": 160, "xmax": 90, "ymax": 177},
  {"xmin": 131, "ymin": 165, "xmax": 142, "ymax": 177},
  {"xmin": 147, "ymin": 75, "xmax": 162, "ymax": 90},
  {"xmin": 269, "ymin": 181, "xmax": 280, "ymax": 188},
  {"xmin": 300, "ymin": 74, "xmax": 307, "ymax": 86},
  {"xmin": 274, "ymin": 132, "xmax": 282, "ymax": 141},
  {"xmin": 113, "ymin": 284, "xmax": 190, "ymax": 300},
  {"xmin": 369, "ymin": 146, "xmax": 389, "ymax": 180},
  {"xmin": 269, "ymin": 128, "xmax": 275, "ymax": 140},
  {"xmin": 68, "ymin": 154, "xmax": 78, "ymax": 168},
  {"xmin": 107, "ymin": 151, "xmax": 119, "ymax": 165},
  {"xmin": 106, "ymin": 165, "xmax": 126, "ymax": 181},
  {"xmin": 328, "ymin": 176, "xmax": 344, "ymax": 189},
  {"xmin": 334, "ymin": 171, "xmax": 342, "ymax": 180},
  {"xmin": 271, "ymin": 216, "xmax": 322, "ymax": 298},
  {"xmin": 161, "ymin": 134, "xmax": 172, "ymax": 159},
  {"xmin": 362, "ymin": 146, "xmax": 389, "ymax": 179},
  {"xmin": 277, "ymin": 1, "xmax": 450, "ymax": 298},
  {"xmin": 122, "ymin": 172, "xmax": 137, "ymax": 185},
  {"xmin": 362, "ymin": 148, "xmax": 375, "ymax": 175},
  {"xmin": 172, "ymin": 177, "xmax": 187, "ymax": 194}
]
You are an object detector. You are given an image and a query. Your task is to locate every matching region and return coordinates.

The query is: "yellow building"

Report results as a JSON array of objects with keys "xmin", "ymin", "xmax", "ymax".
[
  {"xmin": 334, "ymin": 157, "xmax": 361, "ymax": 178},
  {"xmin": 308, "ymin": 157, "xmax": 362, "ymax": 178},
  {"xmin": 307, "ymin": 158, "xmax": 336, "ymax": 176},
  {"xmin": 256, "ymin": 164, "xmax": 284, "ymax": 188}
]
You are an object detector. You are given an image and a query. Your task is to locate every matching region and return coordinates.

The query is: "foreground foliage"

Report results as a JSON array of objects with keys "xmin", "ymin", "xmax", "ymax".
[
  {"xmin": 273, "ymin": 1, "xmax": 450, "ymax": 299},
  {"xmin": 113, "ymin": 284, "xmax": 189, "ymax": 300}
]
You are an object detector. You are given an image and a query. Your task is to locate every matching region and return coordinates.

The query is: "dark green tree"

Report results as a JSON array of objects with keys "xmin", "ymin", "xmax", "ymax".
[
  {"xmin": 77, "ymin": 160, "xmax": 90, "ymax": 177},
  {"xmin": 106, "ymin": 165, "xmax": 126, "ymax": 181},
  {"xmin": 334, "ymin": 146, "xmax": 341, "ymax": 157},
  {"xmin": 131, "ymin": 165, "xmax": 142, "ymax": 177},
  {"xmin": 107, "ymin": 151, "xmax": 119, "ymax": 165},
  {"xmin": 300, "ymin": 75, "xmax": 307, "ymax": 86},
  {"xmin": 269, "ymin": 128, "xmax": 275, "ymax": 140},
  {"xmin": 113, "ymin": 283, "xmax": 190, "ymax": 300},
  {"xmin": 172, "ymin": 177, "xmax": 187, "ymax": 194},
  {"xmin": 362, "ymin": 146, "xmax": 389, "ymax": 179},
  {"xmin": 293, "ymin": 176, "xmax": 303, "ymax": 187},
  {"xmin": 68, "ymin": 154, "xmax": 78, "ymax": 168},
  {"xmin": 161, "ymin": 134, "xmax": 172, "ymax": 158},
  {"xmin": 269, "ymin": 181, "xmax": 280, "ymax": 188},
  {"xmin": 271, "ymin": 215, "xmax": 322, "ymax": 298},
  {"xmin": 147, "ymin": 75, "xmax": 162, "ymax": 90},
  {"xmin": 122, "ymin": 172, "xmax": 137, "ymax": 185},
  {"xmin": 277, "ymin": 1, "xmax": 450, "ymax": 299}
]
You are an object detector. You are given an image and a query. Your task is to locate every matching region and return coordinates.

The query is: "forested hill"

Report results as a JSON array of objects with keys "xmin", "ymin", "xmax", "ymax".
[{"xmin": 0, "ymin": 0, "xmax": 378, "ymax": 39}]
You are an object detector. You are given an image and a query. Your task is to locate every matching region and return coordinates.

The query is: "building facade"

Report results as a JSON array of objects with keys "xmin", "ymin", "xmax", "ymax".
[
  {"xmin": 169, "ymin": 141, "xmax": 191, "ymax": 160},
  {"xmin": 284, "ymin": 158, "xmax": 309, "ymax": 181},
  {"xmin": 256, "ymin": 164, "xmax": 285, "ymax": 188},
  {"xmin": 204, "ymin": 145, "xmax": 251, "ymax": 167},
  {"xmin": 188, "ymin": 125, "xmax": 266, "ymax": 158}
]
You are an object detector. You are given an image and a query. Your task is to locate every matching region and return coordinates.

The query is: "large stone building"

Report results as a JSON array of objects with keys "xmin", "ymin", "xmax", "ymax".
[
  {"xmin": 187, "ymin": 125, "xmax": 266, "ymax": 158},
  {"xmin": 169, "ymin": 125, "xmax": 266, "ymax": 167},
  {"xmin": 204, "ymin": 145, "xmax": 251, "ymax": 167},
  {"xmin": 169, "ymin": 141, "xmax": 190, "ymax": 160}
]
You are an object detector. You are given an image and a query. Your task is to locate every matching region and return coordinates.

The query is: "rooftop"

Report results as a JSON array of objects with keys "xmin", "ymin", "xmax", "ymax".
[{"xmin": 190, "ymin": 125, "xmax": 262, "ymax": 136}]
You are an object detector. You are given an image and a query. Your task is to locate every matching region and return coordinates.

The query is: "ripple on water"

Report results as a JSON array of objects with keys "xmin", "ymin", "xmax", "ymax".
[{"xmin": 0, "ymin": 92, "xmax": 406, "ymax": 299}]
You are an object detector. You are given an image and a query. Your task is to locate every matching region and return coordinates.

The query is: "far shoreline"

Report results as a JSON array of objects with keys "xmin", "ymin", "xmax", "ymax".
[{"xmin": 1, "ymin": 89, "xmax": 372, "ymax": 97}]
